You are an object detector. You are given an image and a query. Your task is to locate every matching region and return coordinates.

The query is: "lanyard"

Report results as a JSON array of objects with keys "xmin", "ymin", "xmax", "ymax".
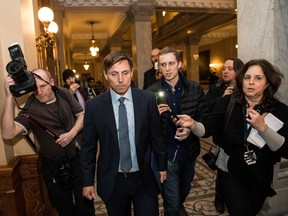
[{"xmin": 242, "ymin": 105, "xmax": 257, "ymax": 165}]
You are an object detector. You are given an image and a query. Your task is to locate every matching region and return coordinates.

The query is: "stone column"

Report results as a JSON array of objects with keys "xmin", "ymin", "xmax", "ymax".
[
  {"xmin": 127, "ymin": 3, "xmax": 154, "ymax": 88},
  {"xmin": 238, "ymin": 0, "xmax": 288, "ymax": 105},
  {"xmin": 184, "ymin": 36, "xmax": 201, "ymax": 82},
  {"xmin": 238, "ymin": 1, "xmax": 288, "ymax": 215}
]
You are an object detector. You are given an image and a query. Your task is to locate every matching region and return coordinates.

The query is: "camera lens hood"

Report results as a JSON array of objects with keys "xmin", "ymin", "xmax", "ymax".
[{"xmin": 6, "ymin": 60, "xmax": 22, "ymax": 75}]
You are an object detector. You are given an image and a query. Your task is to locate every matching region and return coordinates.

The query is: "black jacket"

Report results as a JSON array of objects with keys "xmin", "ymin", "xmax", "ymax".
[{"xmin": 148, "ymin": 72, "xmax": 208, "ymax": 161}]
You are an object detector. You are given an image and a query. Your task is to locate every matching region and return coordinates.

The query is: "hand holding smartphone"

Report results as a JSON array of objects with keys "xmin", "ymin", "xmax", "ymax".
[{"xmin": 155, "ymin": 91, "xmax": 179, "ymax": 120}]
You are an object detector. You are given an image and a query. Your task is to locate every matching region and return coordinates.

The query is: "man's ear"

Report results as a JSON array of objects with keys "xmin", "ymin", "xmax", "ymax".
[
  {"xmin": 178, "ymin": 61, "xmax": 182, "ymax": 70},
  {"xmin": 103, "ymin": 70, "xmax": 108, "ymax": 81}
]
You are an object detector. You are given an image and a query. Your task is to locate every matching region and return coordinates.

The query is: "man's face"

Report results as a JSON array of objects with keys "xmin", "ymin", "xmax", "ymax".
[
  {"xmin": 159, "ymin": 52, "xmax": 181, "ymax": 83},
  {"xmin": 88, "ymin": 79, "xmax": 95, "ymax": 88},
  {"xmin": 33, "ymin": 71, "xmax": 55, "ymax": 103},
  {"xmin": 150, "ymin": 49, "xmax": 160, "ymax": 64},
  {"xmin": 222, "ymin": 59, "xmax": 236, "ymax": 84},
  {"xmin": 64, "ymin": 76, "xmax": 76, "ymax": 87},
  {"xmin": 104, "ymin": 60, "xmax": 133, "ymax": 96}
]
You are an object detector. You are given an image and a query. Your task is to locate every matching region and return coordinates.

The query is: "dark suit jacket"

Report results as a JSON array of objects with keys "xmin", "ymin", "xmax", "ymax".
[
  {"xmin": 83, "ymin": 87, "xmax": 96, "ymax": 101},
  {"xmin": 143, "ymin": 67, "xmax": 157, "ymax": 89},
  {"xmin": 81, "ymin": 88, "xmax": 167, "ymax": 202}
]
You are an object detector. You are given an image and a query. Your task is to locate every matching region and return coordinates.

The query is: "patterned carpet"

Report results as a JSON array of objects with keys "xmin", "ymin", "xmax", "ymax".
[{"xmin": 94, "ymin": 137, "xmax": 229, "ymax": 216}]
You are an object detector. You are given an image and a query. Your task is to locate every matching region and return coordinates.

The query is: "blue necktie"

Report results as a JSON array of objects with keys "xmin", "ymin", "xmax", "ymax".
[{"xmin": 118, "ymin": 97, "xmax": 132, "ymax": 173}]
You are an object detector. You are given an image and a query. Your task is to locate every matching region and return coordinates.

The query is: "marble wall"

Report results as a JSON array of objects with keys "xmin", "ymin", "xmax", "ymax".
[{"xmin": 238, "ymin": 0, "xmax": 288, "ymax": 105}]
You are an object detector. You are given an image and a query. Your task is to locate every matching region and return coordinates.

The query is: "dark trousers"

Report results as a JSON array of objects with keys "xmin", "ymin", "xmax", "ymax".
[
  {"xmin": 41, "ymin": 154, "xmax": 95, "ymax": 216},
  {"xmin": 105, "ymin": 172, "xmax": 159, "ymax": 216},
  {"xmin": 215, "ymin": 169, "xmax": 224, "ymax": 200},
  {"xmin": 218, "ymin": 169, "xmax": 266, "ymax": 216}
]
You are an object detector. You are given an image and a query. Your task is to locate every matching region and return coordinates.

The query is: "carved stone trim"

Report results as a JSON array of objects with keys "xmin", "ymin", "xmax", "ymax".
[
  {"xmin": 57, "ymin": 0, "xmax": 135, "ymax": 6},
  {"xmin": 56, "ymin": 0, "xmax": 235, "ymax": 9},
  {"xmin": 127, "ymin": 4, "xmax": 155, "ymax": 22},
  {"xmin": 0, "ymin": 155, "xmax": 56, "ymax": 216},
  {"xmin": 156, "ymin": 0, "xmax": 235, "ymax": 9}
]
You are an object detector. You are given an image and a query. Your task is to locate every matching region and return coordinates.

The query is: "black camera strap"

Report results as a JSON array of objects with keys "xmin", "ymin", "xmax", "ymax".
[
  {"xmin": 18, "ymin": 113, "xmax": 60, "ymax": 153},
  {"xmin": 20, "ymin": 114, "xmax": 59, "ymax": 141}
]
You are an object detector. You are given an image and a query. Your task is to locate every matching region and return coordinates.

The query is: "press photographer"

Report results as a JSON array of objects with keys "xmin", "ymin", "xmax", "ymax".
[{"xmin": 1, "ymin": 45, "xmax": 95, "ymax": 215}]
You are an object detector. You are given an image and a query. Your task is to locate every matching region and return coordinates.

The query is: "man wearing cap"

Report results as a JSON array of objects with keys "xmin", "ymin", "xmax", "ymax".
[{"xmin": 62, "ymin": 69, "xmax": 86, "ymax": 109}]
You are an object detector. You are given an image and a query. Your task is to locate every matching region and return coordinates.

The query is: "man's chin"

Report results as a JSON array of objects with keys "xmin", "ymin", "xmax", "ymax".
[{"xmin": 35, "ymin": 96, "xmax": 47, "ymax": 103}]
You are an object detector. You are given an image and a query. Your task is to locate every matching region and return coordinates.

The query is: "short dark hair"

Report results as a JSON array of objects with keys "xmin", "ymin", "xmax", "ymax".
[
  {"xmin": 234, "ymin": 59, "xmax": 284, "ymax": 110},
  {"xmin": 103, "ymin": 51, "xmax": 133, "ymax": 73},
  {"xmin": 62, "ymin": 69, "xmax": 75, "ymax": 81},
  {"xmin": 87, "ymin": 77, "xmax": 95, "ymax": 82},
  {"xmin": 158, "ymin": 47, "xmax": 181, "ymax": 63}
]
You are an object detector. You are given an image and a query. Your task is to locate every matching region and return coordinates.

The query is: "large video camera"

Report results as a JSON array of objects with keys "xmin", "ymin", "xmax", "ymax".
[{"xmin": 6, "ymin": 43, "xmax": 37, "ymax": 97}]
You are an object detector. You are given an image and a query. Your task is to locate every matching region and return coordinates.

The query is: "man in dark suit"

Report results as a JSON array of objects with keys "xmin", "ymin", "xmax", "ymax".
[
  {"xmin": 81, "ymin": 51, "xmax": 167, "ymax": 216},
  {"xmin": 83, "ymin": 77, "xmax": 97, "ymax": 101},
  {"xmin": 143, "ymin": 48, "xmax": 160, "ymax": 89}
]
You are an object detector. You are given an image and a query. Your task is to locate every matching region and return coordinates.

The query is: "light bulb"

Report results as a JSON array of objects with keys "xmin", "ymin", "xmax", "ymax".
[
  {"xmin": 38, "ymin": 7, "xmax": 54, "ymax": 22},
  {"xmin": 48, "ymin": 21, "xmax": 58, "ymax": 34}
]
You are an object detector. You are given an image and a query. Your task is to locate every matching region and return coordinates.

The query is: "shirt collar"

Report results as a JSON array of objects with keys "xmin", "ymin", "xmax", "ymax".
[{"xmin": 110, "ymin": 87, "xmax": 132, "ymax": 105}]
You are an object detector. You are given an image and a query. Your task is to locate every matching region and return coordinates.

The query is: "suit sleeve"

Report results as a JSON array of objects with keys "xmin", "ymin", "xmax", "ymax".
[
  {"xmin": 81, "ymin": 100, "xmax": 98, "ymax": 186},
  {"xmin": 148, "ymin": 94, "xmax": 167, "ymax": 171}
]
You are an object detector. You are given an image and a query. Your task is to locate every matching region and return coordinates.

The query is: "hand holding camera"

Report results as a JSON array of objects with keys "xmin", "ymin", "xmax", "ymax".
[{"xmin": 6, "ymin": 43, "xmax": 37, "ymax": 97}]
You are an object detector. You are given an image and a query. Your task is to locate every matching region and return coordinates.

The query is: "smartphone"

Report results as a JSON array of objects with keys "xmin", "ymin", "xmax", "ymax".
[
  {"xmin": 253, "ymin": 104, "xmax": 265, "ymax": 115},
  {"xmin": 155, "ymin": 91, "xmax": 167, "ymax": 104},
  {"xmin": 155, "ymin": 91, "xmax": 179, "ymax": 120}
]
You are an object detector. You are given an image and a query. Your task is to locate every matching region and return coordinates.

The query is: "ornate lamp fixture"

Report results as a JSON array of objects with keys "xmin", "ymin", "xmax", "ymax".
[
  {"xmin": 83, "ymin": 53, "xmax": 89, "ymax": 70},
  {"xmin": 89, "ymin": 21, "xmax": 99, "ymax": 56},
  {"xmin": 35, "ymin": 7, "xmax": 58, "ymax": 51}
]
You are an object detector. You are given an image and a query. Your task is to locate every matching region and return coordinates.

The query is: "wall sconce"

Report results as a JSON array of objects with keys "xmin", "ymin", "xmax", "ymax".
[
  {"xmin": 83, "ymin": 53, "xmax": 89, "ymax": 70},
  {"xmin": 162, "ymin": 11, "xmax": 166, "ymax": 16},
  {"xmin": 193, "ymin": 54, "xmax": 199, "ymax": 60},
  {"xmin": 35, "ymin": 7, "xmax": 58, "ymax": 51},
  {"xmin": 209, "ymin": 63, "xmax": 217, "ymax": 72}
]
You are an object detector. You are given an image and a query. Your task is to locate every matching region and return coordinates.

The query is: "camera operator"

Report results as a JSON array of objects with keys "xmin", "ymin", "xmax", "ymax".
[{"xmin": 1, "ymin": 68, "xmax": 95, "ymax": 216}]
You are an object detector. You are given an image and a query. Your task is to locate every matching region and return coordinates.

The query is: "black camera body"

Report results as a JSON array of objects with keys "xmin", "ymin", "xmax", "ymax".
[
  {"xmin": 57, "ymin": 157, "xmax": 74, "ymax": 190},
  {"xmin": 6, "ymin": 43, "xmax": 37, "ymax": 97}
]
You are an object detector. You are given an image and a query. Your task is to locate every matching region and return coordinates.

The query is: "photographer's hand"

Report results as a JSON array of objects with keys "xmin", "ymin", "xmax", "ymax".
[
  {"xmin": 56, "ymin": 131, "xmax": 74, "ymax": 147},
  {"xmin": 4, "ymin": 76, "xmax": 15, "ymax": 99}
]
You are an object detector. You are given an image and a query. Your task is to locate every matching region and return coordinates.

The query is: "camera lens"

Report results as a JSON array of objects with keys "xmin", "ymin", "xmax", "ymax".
[{"xmin": 6, "ymin": 60, "xmax": 27, "ymax": 82}]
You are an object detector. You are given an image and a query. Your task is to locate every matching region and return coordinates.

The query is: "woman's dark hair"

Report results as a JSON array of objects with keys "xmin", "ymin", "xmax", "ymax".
[
  {"xmin": 234, "ymin": 59, "xmax": 284, "ymax": 110},
  {"xmin": 103, "ymin": 51, "xmax": 133, "ymax": 73}
]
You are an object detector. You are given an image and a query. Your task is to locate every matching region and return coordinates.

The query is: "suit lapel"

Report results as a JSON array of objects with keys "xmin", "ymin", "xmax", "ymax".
[
  {"xmin": 132, "ymin": 89, "xmax": 141, "ymax": 147},
  {"xmin": 102, "ymin": 92, "xmax": 118, "ymax": 145}
]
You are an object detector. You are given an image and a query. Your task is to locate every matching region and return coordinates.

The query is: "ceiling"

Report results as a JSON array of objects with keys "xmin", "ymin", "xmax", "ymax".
[{"xmin": 53, "ymin": 0, "xmax": 237, "ymax": 64}]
